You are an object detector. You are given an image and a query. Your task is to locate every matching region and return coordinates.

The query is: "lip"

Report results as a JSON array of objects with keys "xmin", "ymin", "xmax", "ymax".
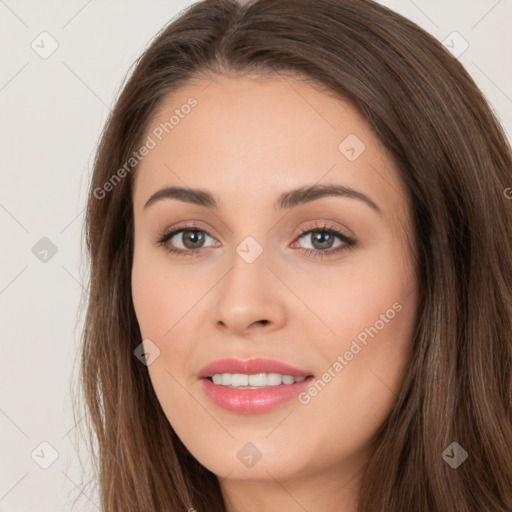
[
  {"xmin": 198, "ymin": 357, "xmax": 315, "ymax": 414},
  {"xmin": 200, "ymin": 376, "xmax": 315, "ymax": 414},
  {"xmin": 197, "ymin": 357, "xmax": 314, "ymax": 379}
]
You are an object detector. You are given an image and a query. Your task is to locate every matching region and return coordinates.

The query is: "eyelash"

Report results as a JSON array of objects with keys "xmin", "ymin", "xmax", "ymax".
[{"xmin": 155, "ymin": 222, "xmax": 356, "ymax": 259}]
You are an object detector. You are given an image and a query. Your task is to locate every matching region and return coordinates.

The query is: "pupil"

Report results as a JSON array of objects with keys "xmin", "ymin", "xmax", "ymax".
[
  {"xmin": 312, "ymin": 231, "xmax": 333, "ymax": 250},
  {"xmin": 184, "ymin": 230, "xmax": 204, "ymax": 249}
]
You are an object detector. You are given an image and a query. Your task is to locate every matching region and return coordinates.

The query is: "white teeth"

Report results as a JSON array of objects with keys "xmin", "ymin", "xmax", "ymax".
[
  {"xmin": 209, "ymin": 372, "xmax": 307, "ymax": 388},
  {"xmin": 266, "ymin": 373, "xmax": 282, "ymax": 386},
  {"xmin": 281, "ymin": 375, "xmax": 295, "ymax": 385},
  {"xmin": 249, "ymin": 373, "xmax": 267, "ymax": 386},
  {"xmin": 231, "ymin": 373, "xmax": 249, "ymax": 387}
]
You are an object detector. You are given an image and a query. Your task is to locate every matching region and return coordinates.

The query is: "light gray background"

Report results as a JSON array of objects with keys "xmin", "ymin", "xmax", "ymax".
[{"xmin": 0, "ymin": 1, "xmax": 511, "ymax": 510}]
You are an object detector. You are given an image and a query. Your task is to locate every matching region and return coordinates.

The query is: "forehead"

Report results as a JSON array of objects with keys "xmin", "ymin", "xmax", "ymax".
[{"xmin": 133, "ymin": 74, "xmax": 409, "ymax": 223}]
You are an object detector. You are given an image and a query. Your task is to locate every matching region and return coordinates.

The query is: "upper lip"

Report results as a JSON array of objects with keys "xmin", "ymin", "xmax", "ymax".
[{"xmin": 198, "ymin": 357, "xmax": 315, "ymax": 379}]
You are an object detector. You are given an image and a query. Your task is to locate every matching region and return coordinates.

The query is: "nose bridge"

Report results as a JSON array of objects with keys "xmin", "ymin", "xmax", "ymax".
[
  {"xmin": 224, "ymin": 203, "xmax": 272, "ymax": 270},
  {"xmin": 235, "ymin": 233, "xmax": 266, "ymax": 266},
  {"xmin": 213, "ymin": 231, "xmax": 287, "ymax": 333},
  {"xmin": 224, "ymin": 209, "xmax": 291, "ymax": 294},
  {"xmin": 224, "ymin": 232, "xmax": 271, "ymax": 299}
]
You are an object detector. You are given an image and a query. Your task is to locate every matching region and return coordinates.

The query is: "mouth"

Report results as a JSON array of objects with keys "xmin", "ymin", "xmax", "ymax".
[
  {"xmin": 198, "ymin": 356, "xmax": 314, "ymax": 381},
  {"xmin": 198, "ymin": 357, "xmax": 315, "ymax": 414}
]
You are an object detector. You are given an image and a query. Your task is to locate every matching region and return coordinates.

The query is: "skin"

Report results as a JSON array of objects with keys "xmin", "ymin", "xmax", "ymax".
[{"xmin": 131, "ymin": 73, "xmax": 419, "ymax": 512}]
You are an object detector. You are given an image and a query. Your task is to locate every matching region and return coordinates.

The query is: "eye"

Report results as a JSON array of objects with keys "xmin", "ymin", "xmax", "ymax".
[
  {"xmin": 293, "ymin": 222, "xmax": 356, "ymax": 259},
  {"xmin": 155, "ymin": 221, "xmax": 357, "ymax": 259},
  {"xmin": 156, "ymin": 223, "xmax": 219, "ymax": 257}
]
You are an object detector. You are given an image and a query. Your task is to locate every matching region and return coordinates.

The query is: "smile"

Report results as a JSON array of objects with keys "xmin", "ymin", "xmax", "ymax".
[{"xmin": 209, "ymin": 372, "xmax": 307, "ymax": 388}]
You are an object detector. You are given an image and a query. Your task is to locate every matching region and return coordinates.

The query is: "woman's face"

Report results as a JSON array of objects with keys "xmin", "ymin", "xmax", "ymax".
[{"xmin": 131, "ymin": 74, "xmax": 418, "ymax": 493}]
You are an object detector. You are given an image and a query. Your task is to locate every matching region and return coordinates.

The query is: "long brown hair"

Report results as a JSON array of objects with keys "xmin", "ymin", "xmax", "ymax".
[{"xmin": 72, "ymin": 0, "xmax": 512, "ymax": 510}]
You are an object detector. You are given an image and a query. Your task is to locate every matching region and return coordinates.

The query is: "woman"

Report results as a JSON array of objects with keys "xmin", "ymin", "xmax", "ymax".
[{"xmin": 75, "ymin": 0, "xmax": 512, "ymax": 510}]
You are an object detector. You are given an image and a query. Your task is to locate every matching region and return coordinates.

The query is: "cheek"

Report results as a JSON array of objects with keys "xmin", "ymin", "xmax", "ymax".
[
  {"xmin": 307, "ymin": 240, "xmax": 415, "ymax": 351},
  {"xmin": 131, "ymin": 250, "xmax": 210, "ymax": 394},
  {"xmin": 131, "ymin": 249, "xmax": 203, "ymax": 340},
  {"xmin": 131, "ymin": 256, "xmax": 201, "ymax": 426},
  {"xmin": 131, "ymin": 269, "xmax": 175, "ymax": 339},
  {"xmin": 303, "ymin": 242, "xmax": 417, "ymax": 432},
  {"xmin": 308, "ymin": 294, "xmax": 416, "ymax": 457}
]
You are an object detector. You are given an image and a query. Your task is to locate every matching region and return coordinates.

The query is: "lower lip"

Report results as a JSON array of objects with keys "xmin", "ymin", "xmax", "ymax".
[{"xmin": 200, "ymin": 376, "xmax": 315, "ymax": 414}]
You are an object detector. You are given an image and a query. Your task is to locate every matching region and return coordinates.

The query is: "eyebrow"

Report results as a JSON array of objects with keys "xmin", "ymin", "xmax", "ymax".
[{"xmin": 143, "ymin": 183, "xmax": 383, "ymax": 215}]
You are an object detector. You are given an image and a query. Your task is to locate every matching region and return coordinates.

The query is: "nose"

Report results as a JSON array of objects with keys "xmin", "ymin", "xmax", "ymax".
[{"xmin": 213, "ymin": 253, "xmax": 287, "ymax": 337}]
